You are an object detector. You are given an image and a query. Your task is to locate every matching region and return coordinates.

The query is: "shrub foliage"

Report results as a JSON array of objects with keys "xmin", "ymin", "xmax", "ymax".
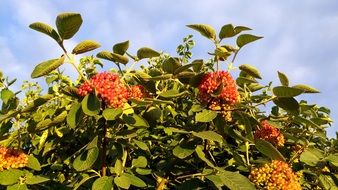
[{"xmin": 0, "ymin": 12, "xmax": 337, "ymax": 190}]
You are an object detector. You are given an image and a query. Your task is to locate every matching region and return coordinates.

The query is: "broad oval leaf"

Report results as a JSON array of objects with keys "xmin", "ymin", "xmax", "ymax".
[
  {"xmin": 293, "ymin": 84, "xmax": 320, "ymax": 93},
  {"xmin": 102, "ymin": 108, "xmax": 123, "ymax": 121},
  {"xmin": 1, "ymin": 89, "xmax": 15, "ymax": 104},
  {"xmin": 31, "ymin": 56, "xmax": 65, "ymax": 78},
  {"xmin": 192, "ymin": 131, "xmax": 223, "ymax": 143},
  {"xmin": 114, "ymin": 175, "xmax": 131, "ymax": 189},
  {"xmin": 81, "ymin": 93, "xmax": 101, "ymax": 116},
  {"xmin": 218, "ymin": 171, "xmax": 256, "ymax": 190},
  {"xmin": 113, "ymin": 40, "xmax": 129, "ymax": 55},
  {"xmin": 122, "ymin": 173, "xmax": 147, "ymax": 188},
  {"xmin": 92, "ymin": 176, "xmax": 113, "ymax": 190},
  {"xmin": 173, "ymin": 144, "xmax": 195, "ymax": 159},
  {"xmin": 72, "ymin": 40, "xmax": 101, "ymax": 54},
  {"xmin": 123, "ymin": 114, "xmax": 149, "ymax": 128},
  {"xmin": 159, "ymin": 89, "xmax": 188, "ymax": 98},
  {"xmin": 255, "ymin": 139, "xmax": 286, "ymax": 161},
  {"xmin": 273, "ymin": 97, "xmax": 299, "ymax": 115},
  {"xmin": 97, "ymin": 51, "xmax": 129, "ymax": 64},
  {"xmin": 132, "ymin": 156, "xmax": 147, "ymax": 168},
  {"xmin": 277, "ymin": 71, "xmax": 289, "ymax": 86},
  {"xmin": 273, "ymin": 86, "xmax": 303, "ymax": 97},
  {"xmin": 7, "ymin": 184, "xmax": 28, "ymax": 190},
  {"xmin": 195, "ymin": 109, "xmax": 217, "ymax": 122},
  {"xmin": 27, "ymin": 155, "xmax": 41, "ymax": 171},
  {"xmin": 219, "ymin": 24, "xmax": 236, "ymax": 39},
  {"xmin": 29, "ymin": 22, "xmax": 60, "ymax": 42},
  {"xmin": 137, "ymin": 47, "xmax": 160, "ymax": 59},
  {"xmin": 187, "ymin": 24, "xmax": 216, "ymax": 40},
  {"xmin": 25, "ymin": 175, "xmax": 50, "ymax": 185},
  {"xmin": 67, "ymin": 102, "xmax": 83, "ymax": 128},
  {"xmin": 0, "ymin": 169, "xmax": 24, "ymax": 185},
  {"xmin": 236, "ymin": 34, "xmax": 263, "ymax": 48},
  {"xmin": 238, "ymin": 64, "xmax": 262, "ymax": 79},
  {"xmin": 73, "ymin": 147, "xmax": 99, "ymax": 171},
  {"xmin": 149, "ymin": 74, "xmax": 173, "ymax": 81},
  {"xmin": 56, "ymin": 12, "xmax": 83, "ymax": 40},
  {"xmin": 162, "ymin": 57, "xmax": 181, "ymax": 74}
]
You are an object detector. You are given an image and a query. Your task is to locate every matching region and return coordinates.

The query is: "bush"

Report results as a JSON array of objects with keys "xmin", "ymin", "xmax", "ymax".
[{"xmin": 0, "ymin": 12, "xmax": 337, "ymax": 190}]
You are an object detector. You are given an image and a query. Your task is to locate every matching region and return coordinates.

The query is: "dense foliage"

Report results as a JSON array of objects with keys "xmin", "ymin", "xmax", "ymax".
[{"xmin": 0, "ymin": 12, "xmax": 338, "ymax": 190}]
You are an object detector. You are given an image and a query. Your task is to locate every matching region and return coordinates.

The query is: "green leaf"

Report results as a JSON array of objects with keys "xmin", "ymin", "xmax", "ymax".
[
  {"xmin": 159, "ymin": 89, "xmax": 188, "ymax": 98},
  {"xmin": 123, "ymin": 173, "xmax": 147, "ymax": 188},
  {"xmin": 133, "ymin": 139, "xmax": 149, "ymax": 152},
  {"xmin": 219, "ymin": 24, "xmax": 235, "ymax": 39},
  {"xmin": 1, "ymin": 89, "xmax": 14, "ymax": 104},
  {"xmin": 195, "ymin": 109, "xmax": 217, "ymax": 122},
  {"xmin": 114, "ymin": 159, "xmax": 123, "ymax": 176},
  {"xmin": 191, "ymin": 59, "xmax": 204, "ymax": 72},
  {"xmin": 25, "ymin": 175, "xmax": 50, "ymax": 185},
  {"xmin": 114, "ymin": 175, "xmax": 131, "ymax": 189},
  {"xmin": 7, "ymin": 184, "xmax": 28, "ymax": 190},
  {"xmin": 92, "ymin": 176, "xmax": 113, "ymax": 190},
  {"xmin": 206, "ymin": 175, "xmax": 223, "ymax": 187},
  {"xmin": 218, "ymin": 171, "xmax": 256, "ymax": 190},
  {"xmin": 97, "ymin": 51, "xmax": 129, "ymax": 64},
  {"xmin": 173, "ymin": 144, "xmax": 195, "ymax": 159},
  {"xmin": 174, "ymin": 62, "xmax": 202, "ymax": 75},
  {"xmin": 162, "ymin": 57, "xmax": 181, "ymax": 74},
  {"xmin": 293, "ymin": 84, "xmax": 320, "ymax": 93},
  {"xmin": 72, "ymin": 40, "xmax": 101, "ymax": 54},
  {"xmin": 234, "ymin": 26, "xmax": 252, "ymax": 34},
  {"xmin": 113, "ymin": 40, "xmax": 129, "ymax": 55},
  {"xmin": 186, "ymin": 24, "xmax": 216, "ymax": 40},
  {"xmin": 294, "ymin": 116, "xmax": 320, "ymax": 129},
  {"xmin": 135, "ymin": 168, "xmax": 152, "ymax": 175},
  {"xmin": 239, "ymin": 64, "xmax": 262, "ymax": 79},
  {"xmin": 31, "ymin": 56, "xmax": 65, "ymax": 78},
  {"xmin": 67, "ymin": 102, "xmax": 83, "ymax": 129},
  {"xmin": 102, "ymin": 108, "xmax": 123, "ymax": 121},
  {"xmin": 192, "ymin": 131, "xmax": 223, "ymax": 143},
  {"xmin": 56, "ymin": 12, "xmax": 83, "ymax": 40},
  {"xmin": 236, "ymin": 34, "xmax": 263, "ymax": 48},
  {"xmin": 0, "ymin": 169, "xmax": 23, "ymax": 185},
  {"xmin": 132, "ymin": 156, "xmax": 147, "ymax": 168},
  {"xmin": 123, "ymin": 114, "xmax": 149, "ymax": 128},
  {"xmin": 29, "ymin": 22, "xmax": 60, "ymax": 42},
  {"xmin": 277, "ymin": 71, "xmax": 289, "ymax": 86},
  {"xmin": 255, "ymin": 139, "xmax": 286, "ymax": 161},
  {"xmin": 74, "ymin": 175, "xmax": 97, "ymax": 190},
  {"xmin": 73, "ymin": 147, "xmax": 99, "ymax": 171},
  {"xmin": 325, "ymin": 153, "xmax": 338, "ymax": 167},
  {"xmin": 137, "ymin": 47, "xmax": 160, "ymax": 59},
  {"xmin": 27, "ymin": 155, "xmax": 41, "ymax": 171},
  {"xmin": 195, "ymin": 145, "xmax": 215, "ymax": 168},
  {"xmin": 273, "ymin": 86, "xmax": 303, "ymax": 97},
  {"xmin": 273, "ymin": 97, "xmax": 299, "ymax": 115},
  {"xmin": 318, "ymin": 174, "xmax": 338, "ymax": 190},
  {"xmin": 189, "ymin": 73, "xmax": 204, "ymax": 87},
  {"xmin": 81, "ymin": 93, "xmax": 101, "ymax": 116},
  {"xmin": 149, "ymin": 74, "xmax": 173, "ymax": 81},
  {"xmin": 300, "ymin": 148, "xmax": 324, "ymax": 166}
]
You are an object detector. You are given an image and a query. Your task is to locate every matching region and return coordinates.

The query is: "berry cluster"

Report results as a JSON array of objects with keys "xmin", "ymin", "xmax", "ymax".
[
  {"xmin": 254, "ymin": 120, "xmax": 285, "ymax": 147},
  {"xmin": 249, "ymin": 160, "xmax": 301, "ymax": 190},
  {"xmin": 129, "ymin": 85, "xmax": 148, "ymax": 100},
  {"xmin": 198, "ymin": 71, "xmax": 239, "ymax": 120},
  {"xmin": 77, "ymin": 72, "xmax": 129, "ymax": 108},
  {"xmin": 0, "ymin": 146, "xmax": 28, "ymax": 171}
]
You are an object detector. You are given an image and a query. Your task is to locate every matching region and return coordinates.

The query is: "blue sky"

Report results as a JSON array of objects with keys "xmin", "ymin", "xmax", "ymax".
[{"xmin": 0, "ymin": 0, "xmax": 338, "ymax": 137}]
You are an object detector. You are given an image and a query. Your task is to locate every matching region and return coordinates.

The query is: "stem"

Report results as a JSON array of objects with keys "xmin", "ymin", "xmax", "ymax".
[
  {"xmin": 59, "ymin": 42, "xmax": 87, "ymax": 81},
  {"xmin": 245, "ymin": 141, "xmax": 251, "ymax": 166},
  {"xmin": 253, "ymin": 96, "xmax": 276, "ymax": 107},
  {"xmin": 231, "ymin": 50, "xmax": 239, "ymax": 63},
  {"xmin": 176, "ymin": 173, "xmax": 205, "ymax": 180},
  {"xmin": 117, "ymin": 63, "xmax": 123, "ymax": 76},
  {"xmin": 101, "ymin": 123, "xmax": 108, "ymax": 176},
  {"xmin": 122, "ymin": 148, "xmax": 128, "ymax": 169}
]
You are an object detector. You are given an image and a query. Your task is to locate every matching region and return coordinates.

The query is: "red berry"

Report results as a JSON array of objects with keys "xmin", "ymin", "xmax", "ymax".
[
  {"xmin": 0, "ymin": 146, "xmax": 28, "ymax": 171},
  {"xmin": 129, "ymin": 85, "xmax": 148, "ymax": 100},
  {"xmin": 255, "ymin": 120, "xmax": 285, "ymax": 147},
  {"xmin": 77, "ymin": 72, "xmax": 129, "ymax": 108}
]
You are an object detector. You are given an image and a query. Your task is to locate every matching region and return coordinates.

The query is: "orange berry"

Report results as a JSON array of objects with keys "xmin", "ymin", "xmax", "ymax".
[{"xmin": 255, "ymin": 120, "xmax": 285, "ymax": 147}]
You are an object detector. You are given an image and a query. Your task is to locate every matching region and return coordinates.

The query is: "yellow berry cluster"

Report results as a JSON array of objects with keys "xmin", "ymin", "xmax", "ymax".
[
  {"xmin": 249, "ymin": 160, "xmax": 301, "ymax": 190},
  {"xmin": 0, "ymin": 146, "xmax": 28, "ymax": 171}
]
